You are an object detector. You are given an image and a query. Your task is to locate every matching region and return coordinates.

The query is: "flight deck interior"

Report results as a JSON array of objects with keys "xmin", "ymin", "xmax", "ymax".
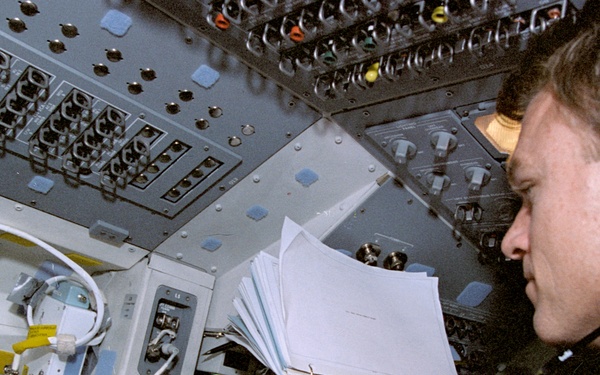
[{"xmin": 0, "ymin": 0, "xmax": 586, "ymax": 374}]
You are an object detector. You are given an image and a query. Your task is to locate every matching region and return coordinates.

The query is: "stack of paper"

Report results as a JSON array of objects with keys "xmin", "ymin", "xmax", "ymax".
[{"xmin": 227, "ymin": 217, "xmax": 457, "ymax": 375}]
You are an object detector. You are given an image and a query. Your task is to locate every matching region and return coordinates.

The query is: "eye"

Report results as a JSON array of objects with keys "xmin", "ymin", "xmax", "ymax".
[{"xmin": 511, "ymin": 182, "xmax": 533, "ymax": 206}]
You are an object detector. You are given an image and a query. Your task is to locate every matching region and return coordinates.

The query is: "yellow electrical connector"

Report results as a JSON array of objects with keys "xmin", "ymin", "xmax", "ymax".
[
  {"xmin": 12, "ymin": 325, "xmax": 56, "ymax": 354},
  {"xmin": 432, "ymin": 6, "xmax": 448, "ymax": 23},
  {"xmin": 13, "ymin": 337, "xmax": 52, "ymax": 355},
  {"xmin": 365, "ymin": 63, "xmax": 380, "ymax": 83}
]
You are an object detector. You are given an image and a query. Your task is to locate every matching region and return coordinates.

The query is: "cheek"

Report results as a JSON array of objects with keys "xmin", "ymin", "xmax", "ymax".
[{"xmin": 530, "ymin": 189, "xmax": 600, "ymax": 289}]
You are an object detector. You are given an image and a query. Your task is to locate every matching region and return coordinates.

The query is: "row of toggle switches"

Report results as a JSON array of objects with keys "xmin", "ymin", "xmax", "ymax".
[{"xmin": 391, "ymin": 131, "xmax": 491, "ymax": 195}]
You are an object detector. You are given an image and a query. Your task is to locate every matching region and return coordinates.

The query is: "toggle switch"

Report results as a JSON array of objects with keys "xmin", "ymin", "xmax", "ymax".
[
  {"xmin": 391, "ymin": 139, "xmax": 417, "ymax": 164},
  {"xmin": 455, "ymin": 203, "xmax": 483, "ymax": 223},
  {"xmin": 430, "ymin": 131, "xmax": 457, "ymax": 158},
  {"xmin": 426, "ymin": 173, "xmax": 450, "ymax": 196},
  {"xmin": 465, "ymin": 166, "xmax": 491, "ymax": 192}
]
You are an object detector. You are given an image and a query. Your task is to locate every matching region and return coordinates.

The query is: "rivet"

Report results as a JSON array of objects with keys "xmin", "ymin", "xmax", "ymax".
[
  {"xmin": 179, "ymin": 90, "xmax": 194, "ymax": 102},
  {"xmin": 196, "ymin": 118, "xmax": 210, "ymax": 130},
  {"xmin": 105, "ymin": 48, "xmax": 123, "ymax": 62},
  {"xmin": 20, "ymin": 1, "xmax": 39, "ymax": 16},
  {"xmin": 7, "ymin": 18, "xmax": 27, "ymax": 33},
  {"xmin": 241, "ymin": 124, "xmax": 255, "ymax": 136},
  {"xmin": 127, "ymin": 82, "xmax": 143, "ymax": 95},
  {"xmin": 228, "ymin": 136, "xmax": 242, "ymax": 147},
  {"xmin": 93, "ymin": 63, "xmax": 110, "ymax": 77},
  {"xmin": 165, "ymin": 102, "xmax": 180, "ymax": 114},
  {"xmin": 140, "ymin": 68, "xmax": 157, "ymax": 81},
  {"xmin": 60, "ymin": 23, "xmax": 79, "ymax": 38},
  {"xmin": 48, "ymin": 39, "xmax": 66, "ymax": 54},
  {"xmin": 208, "ymin": 106, "xmax": 223, "ymax": 118}
]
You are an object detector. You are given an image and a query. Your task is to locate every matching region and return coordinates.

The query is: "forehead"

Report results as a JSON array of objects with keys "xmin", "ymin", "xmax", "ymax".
[
  {"xmin": 506, "ymin": 92, "xmax": 553, "ymax": 180},
  {"xmin": 507, "ymin": 90, "xmax": 592, "ymax": 182}
]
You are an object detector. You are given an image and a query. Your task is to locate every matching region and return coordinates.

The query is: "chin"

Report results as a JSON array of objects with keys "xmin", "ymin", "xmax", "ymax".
[{"xmin": 533, "ymin": 314, "xmax": 576, "ymax": 347}]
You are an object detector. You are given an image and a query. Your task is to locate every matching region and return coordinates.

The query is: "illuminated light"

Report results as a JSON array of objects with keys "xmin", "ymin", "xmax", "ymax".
[
  {"xmin": 431, "ymin": 6, "xmax": 448, "ymax": 23},
  {"xmin": 365, "ymin": 62, "xmax": 380, "ymax": 83},
  {"xmin": 289, "ymin": 26, "xmax": 304, "ymax": 42},
  {"xmin": 475, "ymin": 113, "xmax": 521, "ymax": 154},
  {"xmin": 215, "ymin": 13, "xmax": 230, "ymax": 30}
]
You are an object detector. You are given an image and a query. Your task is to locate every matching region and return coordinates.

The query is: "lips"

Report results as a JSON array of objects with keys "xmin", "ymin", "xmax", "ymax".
[
  {"xmin": 524, "ymin": 276, "xmax": 536, "ymax": 304},
  {"xmin": 522, "ymin": 264, "xmax": 536, "ymax": 302}
]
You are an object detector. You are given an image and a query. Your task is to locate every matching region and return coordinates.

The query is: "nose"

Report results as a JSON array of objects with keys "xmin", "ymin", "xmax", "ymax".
[{"xmin": 501, "ymin": 205, "xmax": 531, "ymax": 260}]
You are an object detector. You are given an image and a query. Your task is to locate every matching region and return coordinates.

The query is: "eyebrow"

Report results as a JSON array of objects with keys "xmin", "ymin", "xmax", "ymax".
[{"xmin": 506, "ymin": 156, "xmax": 521, "ymax": 188}]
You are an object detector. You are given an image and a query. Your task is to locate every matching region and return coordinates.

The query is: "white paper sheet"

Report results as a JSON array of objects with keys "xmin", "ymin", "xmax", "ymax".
[
  {"xmin": 279, "ymin": 218, "xmax": 457, "ymax": 375},
  {"xmin": 251, "ymin": 252, "xmax": 290, "ymax": 366}
]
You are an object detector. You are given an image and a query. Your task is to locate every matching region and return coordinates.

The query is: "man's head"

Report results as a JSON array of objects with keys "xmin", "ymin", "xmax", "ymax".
[{"xmin": 499, "ymin": 22, "xmax": 600, "ymax": 346}]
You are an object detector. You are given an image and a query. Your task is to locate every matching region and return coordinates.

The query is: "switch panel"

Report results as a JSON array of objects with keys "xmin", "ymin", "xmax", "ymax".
[
  {"xmin": 364, "ymin": 104, "xmax": 519, "ymax": 257},
  {"xmin": 149, "ymin": 0, "xmax": 572, "ymax": 114},
  {"xmin": 139, "ymin": 285, "xmax": 198, "ymax": 375},
  {"xmin": 0, "ymin": 0, "xmax": 319, "ymax": 250}
]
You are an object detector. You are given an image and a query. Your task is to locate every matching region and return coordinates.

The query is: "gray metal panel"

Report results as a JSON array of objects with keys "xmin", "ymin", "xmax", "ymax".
[
  {"xmin": 0, "ymin": 0, "xmax": 320, "ymax": 250},
  {"xmin": 322, "ymin": 177, "xmax": 533, "ymax": 371}
]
